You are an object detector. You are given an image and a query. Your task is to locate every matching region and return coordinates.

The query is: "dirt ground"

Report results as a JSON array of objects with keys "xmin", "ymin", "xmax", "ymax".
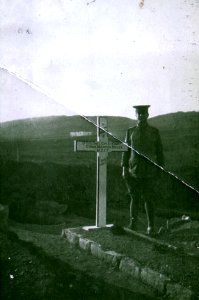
[
  {"xmin": 0, "ymin": 215, "xmax": 160, "ymax": 300},
  {"xmin": 0, "ymin": 212, "xmax": 198, "ymax": 300}
]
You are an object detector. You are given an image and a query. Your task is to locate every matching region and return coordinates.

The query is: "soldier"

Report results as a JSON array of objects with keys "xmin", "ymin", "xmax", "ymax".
[{"xmin": 121, "ymin": 105, "xmax": 164, "ymax": 236}]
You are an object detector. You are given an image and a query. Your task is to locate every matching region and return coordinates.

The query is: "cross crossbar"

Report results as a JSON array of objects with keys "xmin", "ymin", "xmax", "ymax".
[
  {"xmin": 74, "ymin": 141, "xmax": 128, "ymax": 152},
  {"xmin": 74, "ymin": 116, "xmax": 128, "ymax": 227}
]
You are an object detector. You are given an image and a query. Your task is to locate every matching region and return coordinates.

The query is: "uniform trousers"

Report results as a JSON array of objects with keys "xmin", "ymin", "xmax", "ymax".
[{"xmin": 125, "ymin": 176, "xmax": 156, "ymax": 229}]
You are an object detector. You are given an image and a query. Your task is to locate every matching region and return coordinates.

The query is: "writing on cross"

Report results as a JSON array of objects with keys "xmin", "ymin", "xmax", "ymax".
[{"xmin": 74, "ymin": 116, "xmax": 128, "ymax": 228}]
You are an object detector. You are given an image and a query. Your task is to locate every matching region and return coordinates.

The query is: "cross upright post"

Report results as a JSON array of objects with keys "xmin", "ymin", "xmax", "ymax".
[
  {"xmin": 96, "ymin": 117, "xmax": 108, "ymax": 227},
  {"xmin": 74, "ymin": 116, "xmax": 128, "ymax": 228}
]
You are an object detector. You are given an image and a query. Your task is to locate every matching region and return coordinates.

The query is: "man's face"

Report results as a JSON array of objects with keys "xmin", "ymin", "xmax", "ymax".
[{"xmin": 136, "ymin": 111, "xmax": 149, "ymax": 124}]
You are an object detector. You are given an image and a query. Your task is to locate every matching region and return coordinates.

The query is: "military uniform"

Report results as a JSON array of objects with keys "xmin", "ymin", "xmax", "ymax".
[{"xmin": 121, "ymin": 106, "xmax": 164, "ymax": 234}]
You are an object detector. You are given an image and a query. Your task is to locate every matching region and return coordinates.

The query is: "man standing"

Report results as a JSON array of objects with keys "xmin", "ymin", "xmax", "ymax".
[{"xmin": 121, "ymin": 105, "xmax": 164, "ymax": 236}]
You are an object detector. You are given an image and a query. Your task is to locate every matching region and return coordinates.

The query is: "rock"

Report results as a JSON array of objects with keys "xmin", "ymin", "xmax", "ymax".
[
  {"xmin": 102, "ymin": 250, "xmax": 123, "ymax": 267},
  {"xmin": 140, "ymin": 267, "xmax": 170, "ymax": 294},
  {"xmin": 65, "ymin": 229, "xmax": 81, "ymax": 246},
  {"xmin": 166, "ymin": 282, "xmax": 194, "ymax": 300},
  {"xmin": 28, "ymin": 201, "xmax": 68, "ymax": 224},
  {"xmin": 0, "ymin": 204, "xmax": 9, "ymax": 232},
  {"xmin": 172, "ymin": 220, "xmax": 199, "ymax": 232},
  {"xmin": 35, "ymin": 201, "xmax": 68, "ymax": 215},
  {"xmin": 168, "ymin": 217, "xmax": 190, "ymax": 230},
  {"xmin": 90, "ymin": 242, "xmax": 105, "ymax": 259},
  {"xmin": 119, "ymin": 257, "xmax": 140, "ymax": 280},
  {"xmin": 79, "ymin": 238, "xmax": 93, "ymax": 252}
]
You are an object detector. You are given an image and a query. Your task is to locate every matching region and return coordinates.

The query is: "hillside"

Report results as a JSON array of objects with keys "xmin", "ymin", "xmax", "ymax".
[
  {"xmin": 0, "ymin": 112, "xmax": 198, "ymax": 224},
  {"xmin": 0, "ymin": 115, "xmax": 134, "ymax": 140},
  {"xmin": 0, "ymin": 112, "xmax": 198, "ymax": 189},
  {"xmin": 149, "ymin": 112, "xmax": 199, "ymax": 189},
  {"xmin": 1, "ymin": 111, "xmax": 198, "ymax": 141}
]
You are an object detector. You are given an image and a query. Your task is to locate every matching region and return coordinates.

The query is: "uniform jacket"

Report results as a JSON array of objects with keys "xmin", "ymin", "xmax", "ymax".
[{"xmin": 121, "ymin": 123, "xmax": 164, "ymax": 178}]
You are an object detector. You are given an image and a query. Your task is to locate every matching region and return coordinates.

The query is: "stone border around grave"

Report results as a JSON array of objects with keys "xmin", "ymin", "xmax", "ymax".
[{"xmin": 62, "ymin": 228, "xmax": 195, "ymax": 300}]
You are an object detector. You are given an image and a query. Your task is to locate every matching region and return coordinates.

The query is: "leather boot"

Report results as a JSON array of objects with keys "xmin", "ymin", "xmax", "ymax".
[
  {"xmin": 146, "ymin": 226, "xmax": 156, "ymax": 236},
  {"xmin": 128, "ymin": 218, "xmax": 137, "ymax": 231}
]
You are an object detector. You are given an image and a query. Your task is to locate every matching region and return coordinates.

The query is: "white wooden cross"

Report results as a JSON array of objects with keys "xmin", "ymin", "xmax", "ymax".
[{"xmin": 74, "ymin": 116, "xmax": 128, "ymax": 228}]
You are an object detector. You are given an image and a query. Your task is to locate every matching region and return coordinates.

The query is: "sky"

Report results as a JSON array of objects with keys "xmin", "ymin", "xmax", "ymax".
[{"xmin": 0, "ymin": 0, "xmax": 199, "ymax": 122}]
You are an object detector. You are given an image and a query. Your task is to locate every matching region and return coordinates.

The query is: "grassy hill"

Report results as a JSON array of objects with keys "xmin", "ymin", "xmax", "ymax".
[
  {"xmin": 0, "ymin": 112, "xmax": 198, "ymax": 187},
  {"xmin": 0, "ymin": 112, "xmax": 198, "ymax": 223},
  {"xmin": 149, "ymin": 112, "xmax": 199, "ymax": 189},
  {"xmin": 0, "ymin": 115, "xmax": 134, "ymax": 142},
  {"xmin": 0, "ymin": 115, "xmax": 134, "ymax": 166}
]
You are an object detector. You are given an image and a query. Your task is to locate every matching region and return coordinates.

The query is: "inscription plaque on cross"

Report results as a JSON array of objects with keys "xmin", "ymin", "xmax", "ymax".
[{"xmin": 74, "ymin": 116, "xmax": 128, "ymax": 228}]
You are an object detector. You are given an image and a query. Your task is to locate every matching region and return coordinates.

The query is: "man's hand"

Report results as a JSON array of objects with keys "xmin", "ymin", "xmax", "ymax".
[{"xmin": 122, "ymin": 167, "xmax": 129, "ymax": 180}]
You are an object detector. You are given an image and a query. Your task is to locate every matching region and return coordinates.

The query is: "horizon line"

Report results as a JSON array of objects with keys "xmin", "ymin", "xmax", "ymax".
[{"xmin": 0, "ymin": 110, "xmax": 198, "ymax": 124}]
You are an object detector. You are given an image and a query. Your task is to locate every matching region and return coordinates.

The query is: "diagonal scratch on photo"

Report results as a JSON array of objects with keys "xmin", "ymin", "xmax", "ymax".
[{"xmin": 0, "ymin": 0, "xmax": 199, "ymax": 299}]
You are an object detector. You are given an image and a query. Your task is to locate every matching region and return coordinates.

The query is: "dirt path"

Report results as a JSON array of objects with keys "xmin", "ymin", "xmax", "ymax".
[
  {"xmin": 0, "ymin": 220, "xmax": 159, "ymax": 300},
  {"xmin": 1, "ymin": 212, "xmax": 198, "ymax": 299}
]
